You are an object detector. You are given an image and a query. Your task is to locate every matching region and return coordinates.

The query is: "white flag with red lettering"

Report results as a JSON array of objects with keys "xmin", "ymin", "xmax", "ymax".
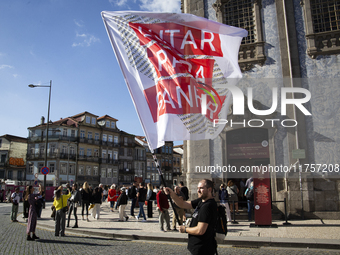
[{"xmin": 102, "ymin": 11, "xmax": 247, "ymax": 151}]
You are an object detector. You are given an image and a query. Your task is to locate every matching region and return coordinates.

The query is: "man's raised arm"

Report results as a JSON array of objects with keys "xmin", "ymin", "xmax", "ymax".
[{"xmin": 164, "ymin": 187, "xmax": 193, "ymax": 210}]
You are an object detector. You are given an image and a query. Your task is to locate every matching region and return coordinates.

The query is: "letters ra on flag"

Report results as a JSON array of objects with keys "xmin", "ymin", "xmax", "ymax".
[{"xmin": 102, "ymin": 11, "xmax": 247, "ymax": 150}]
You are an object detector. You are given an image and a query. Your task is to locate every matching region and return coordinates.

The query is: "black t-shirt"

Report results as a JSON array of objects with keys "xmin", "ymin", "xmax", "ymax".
[
  {"xmin": 137, "ymin": 187, "xmax": 147, "ymax": 202},
  {"xmin": 92, "ymin": 192, "xmax": 102, "ymax": 204},
  {"xmin": 128, "ymin": 186, "xmax": 137, "ymax": 199},
  {"xmin": 81, "ymin": 189, "xmax": 91, "ymax": 202},
  {"xmin": 188, "ymin": 198, "xmax": 217, "ymax": 255}
]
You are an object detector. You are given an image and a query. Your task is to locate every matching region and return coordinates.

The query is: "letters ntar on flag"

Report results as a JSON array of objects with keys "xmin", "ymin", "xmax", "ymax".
[{"xmin": 102, "ymin": 11, "xmax": 247, "ymax": 151}]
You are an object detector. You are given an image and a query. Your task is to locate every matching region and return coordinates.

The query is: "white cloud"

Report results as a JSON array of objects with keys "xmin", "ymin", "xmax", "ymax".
[
  {"xmin": 72, "ymin": 33, "xmax": 100, "ymax": 47},
  {"xmin": 76, "ymin": 33, "xmax": 87, "ymax": 38},
  {"xmin": 0, "ymin": 65, "xmax": 14, "ymax": 70},
  {"xmin": 74, "ymin": 19, "xmax": 84, "ymax": 27},
  {"xmin": 13, "ymin": 74, "xmax": 19, "ymax": 78},
  {"xmin": 109, "ymin": 0, "xmax": 128, "ymax": 6},
  {"xmin": 139, "ymin": 0, "xmax": 181, "ymax": 13}
]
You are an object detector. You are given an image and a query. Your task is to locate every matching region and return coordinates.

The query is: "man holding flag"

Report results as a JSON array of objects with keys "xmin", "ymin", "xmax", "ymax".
[
  {"xmin": 102, "ymin": 12, "xmax": 246, "ymax": 252},
  {"xmin": 164, "ymin": 179, "xmax": 217, "ymax": 255}
]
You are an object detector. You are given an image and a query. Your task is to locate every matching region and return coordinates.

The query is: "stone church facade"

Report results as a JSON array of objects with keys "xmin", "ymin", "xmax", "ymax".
[{"xmin": 182, "ymin": 0, "xmax": 340, "ymax": 219}]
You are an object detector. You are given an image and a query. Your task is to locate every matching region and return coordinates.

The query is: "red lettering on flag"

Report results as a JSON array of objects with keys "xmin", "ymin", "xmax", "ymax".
[
  {"xmin": 144, "ymin": 77, "xmax": 225, "ymax": 122},
  {"xmin": 129, "ymin": 23, "xmax": 223, "ymax": 57}
]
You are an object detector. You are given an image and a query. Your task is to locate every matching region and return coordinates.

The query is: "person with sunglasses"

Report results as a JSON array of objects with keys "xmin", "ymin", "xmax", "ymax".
[{"xmin": 164, "ymin": 179, "xmax": 217, "ymax": 255}]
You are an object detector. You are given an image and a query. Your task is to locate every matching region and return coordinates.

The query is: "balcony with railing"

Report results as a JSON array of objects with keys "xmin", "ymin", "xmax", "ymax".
[
  {"xmin": 119, "ymin": 142, "xmax": 135, "ymax": 147},
  {"xmin": 238, "ymin": 42, "xmax": 266, "ymax": 72},
  {"xmin": 27, "ymin": 152, "xmax": 78, "ymax": 160},
  {"xmin": 100, "ymin": 158, "xmax": 119, "ymax": 165},
  {"xmin": 173, "ymin": 168, "xmax": 182, "ymax": 176},
  {"xmin": 26, "ymin": 153, "xmax": 45, "ymax": 160},
  {"xmin": 59, "ymin": 153, "xmax": 77, "ymax": 160},
  {"xmin": 135, "ymin": 156, "xmax": 146, "ymax": 161},
  {"xmin": 59, "ymin": 153, "xmax": 68, "ymax": 159},
  {"xmin": 161, "ymin": 165, "xmax": 172, "ymax": 171},
  {"xmin": 119, "ymin": 168, "xmax": 134, "ymax": 174},
  {"xmin": 58, "ymin": 136, "xmax": 78, "ymax": 142},
  {"xmin": 306, "ymin": 30, "xmax": 340, "ymax": 58},
  {"xmin": 78, "ymin": 155, "xmax": 86, "ymax": 161},
  {"xmin": 28, "ymin": 135, "xmax": 78, "ymax": 143}
]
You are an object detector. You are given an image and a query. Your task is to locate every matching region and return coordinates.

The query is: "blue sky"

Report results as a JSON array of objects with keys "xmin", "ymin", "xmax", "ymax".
[{"xmin": 0, "ymin": 0, "xmax": 181, "ymax": 139}]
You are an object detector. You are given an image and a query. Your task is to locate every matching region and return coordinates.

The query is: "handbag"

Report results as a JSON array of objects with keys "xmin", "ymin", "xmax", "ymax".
[
  {"xmin": 150, "ymin": 192, "xmax": 156, "ymax": 201},
  {"xmin": 51, "ymin": 205, "xmax": 56, "ymax": 219},
  {"xmin": 35, "ymin": 199, "xmax": 43, "ymax": 210},
  {"xmin": 145, "ymin": 201, "xmax": 148, "ymax": 206}
]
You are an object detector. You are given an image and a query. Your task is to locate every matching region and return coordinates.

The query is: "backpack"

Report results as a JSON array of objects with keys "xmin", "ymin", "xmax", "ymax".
[
  {"xmin": 246, "ymin": 187, "xmax": 254, "ymax": 200},
  {"xmin": 220, "ymin": 189, "xmax": 228, "ymax": 201},
  {"xmin": 128, "ymin": 187, "xmax": 136, "ymax": 199},
  {"xmin": 215, "ymin": 205, "xmax": 228, "ymax": 243}
]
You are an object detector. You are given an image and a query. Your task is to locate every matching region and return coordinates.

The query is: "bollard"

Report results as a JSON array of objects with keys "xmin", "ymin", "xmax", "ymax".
[
  {"xmin": 283, "ymin": 197, "xmax": 291, "ymax": 225},
  {"xmin": 231, "ymin": 200, "xmax": 238, "ymax": 224}
]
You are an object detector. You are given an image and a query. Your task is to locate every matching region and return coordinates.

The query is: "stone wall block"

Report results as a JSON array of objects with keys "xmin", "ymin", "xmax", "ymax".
[
  {"xmin": 314, "ymin": 191, "xmax": 326, "ymax": 211},
  {"xmin": 314, "ymin": 179, "xmax": 335, "ymax": 191}
]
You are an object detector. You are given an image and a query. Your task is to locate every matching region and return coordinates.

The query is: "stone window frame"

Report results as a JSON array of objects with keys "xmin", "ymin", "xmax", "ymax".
[
  {"xmin": 79, "ymin": 165, "xmax": 84, "ymax": 175},
  {"xmin": 69, "ymin": 164, "xmax": 75, "ymax": 174},
  {"xmin": 101, "ymin": 168, "xmax": 106, "ymax": 178},
  {"xmin": 213, "ymin": 0, "xmax": 266, "ymax": 71},
  {"xmin": 301, "ymin": 0, "xmax": 340, "ymax": 58},
  {"xmin": 86, "ymin": 166, "xmax": 91, "ymax": 176},
  {"xmin": 60, "ymin": 163, "xmax": 67, "ymax": 174},
  {"xmin": 94, "ymin": 166, "xmax": 98, "ymax": 176}
]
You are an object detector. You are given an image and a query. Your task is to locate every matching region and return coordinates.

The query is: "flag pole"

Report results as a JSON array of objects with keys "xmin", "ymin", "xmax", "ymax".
[{"xmin": 151, "ymin": 150, "xmax": 181, "ymax": 225}]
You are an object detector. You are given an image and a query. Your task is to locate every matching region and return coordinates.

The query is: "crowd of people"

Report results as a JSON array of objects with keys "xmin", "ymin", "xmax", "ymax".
[
  {"xmin": 7, "ymin": 181, "xmax": 191, "ymax": 240},
  {"xmin": 6, "ymin": 178, "xmax": 254, "ymax": 254},
  {"xmin": 218, "ymin": 177, "xmax": 254, "ymax": 222}
]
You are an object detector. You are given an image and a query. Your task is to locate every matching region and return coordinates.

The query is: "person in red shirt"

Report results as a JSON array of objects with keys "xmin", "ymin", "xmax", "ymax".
[
  {"xmin": 156, "ymin": 186, "xmax": 170, "ymax": 232},
  {"xmin": 107, "ymin": 184, "xmax": 117, "ymax": 212}
]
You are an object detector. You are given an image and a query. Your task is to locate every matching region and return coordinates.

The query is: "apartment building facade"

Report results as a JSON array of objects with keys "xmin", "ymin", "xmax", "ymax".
[
  {"xmin": 0, "ymin": 134, "xmax": 27, "ymax": 183},
  {"xmin": 134, "ymin": 138, "xmax": 147, "ymax": 183},
  {"xmin": 118, "ymin": 131, "xmax": 135, "ymax": 185},
  {"xmin": 173, "ymin": 145, "xmax": 185, "ymax": 187},
  {"xmin": 145, "ymin": 140, "xmax": 174, "ymax": 188},
  {"xmin": 26, "ymin": 112, "xmax": 134, "ymax": 187}
]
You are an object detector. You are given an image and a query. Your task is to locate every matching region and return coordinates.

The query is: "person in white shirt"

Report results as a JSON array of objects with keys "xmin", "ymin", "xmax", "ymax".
[{"xmin": 11, "ymin": 187, "xmax": 20, "ymax": 222}]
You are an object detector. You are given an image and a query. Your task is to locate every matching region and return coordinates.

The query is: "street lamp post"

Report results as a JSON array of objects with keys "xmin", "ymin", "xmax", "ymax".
[{"xmin": 28, "ymin": 80, "xmax": 52, "ymax": 191}]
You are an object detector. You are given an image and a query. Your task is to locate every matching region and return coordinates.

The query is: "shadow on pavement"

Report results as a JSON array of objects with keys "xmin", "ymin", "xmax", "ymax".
[
  {"xmin": 277, "ymin": 224, "xmax": 340, "ymax": 227},
  {"xmin": 228, "ymin": 229, "xmax": 250, "ymax": 233},
  {"xmin": 36, "ymin": 239, "xmax": 111, "ymax": 246},
  {"xmin": 89, "ymin": 227, "xmax": 142, "ymax": 231}
]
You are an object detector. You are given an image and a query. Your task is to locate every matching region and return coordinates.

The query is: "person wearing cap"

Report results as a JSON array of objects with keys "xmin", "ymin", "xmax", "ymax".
[{"xmin": 117, "ymin": 187, "xmax": 129, "ymax": 221}]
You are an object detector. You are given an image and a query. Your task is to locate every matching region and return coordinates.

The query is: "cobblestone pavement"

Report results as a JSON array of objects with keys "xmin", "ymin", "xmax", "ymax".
[{"xmin": 1, "ymin": 203, "xmax": 340, "ymax": 255}]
